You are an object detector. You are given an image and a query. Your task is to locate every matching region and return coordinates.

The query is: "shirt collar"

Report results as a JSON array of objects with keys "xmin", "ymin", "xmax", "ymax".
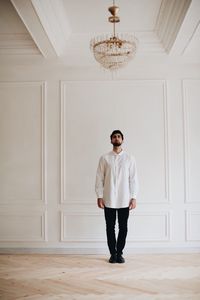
[{"xmin": 111, "ymin": 149, "xmax": 124, "ymax": 156}]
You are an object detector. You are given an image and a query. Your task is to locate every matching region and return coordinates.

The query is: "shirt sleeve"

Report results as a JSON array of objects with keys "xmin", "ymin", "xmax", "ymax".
[
  {"xmin": 95, "ymin": 156, "xmax": 105, "ymax": 198},
  {"xmin": 129, "ymin": 156, "xmax": 139, "ymax": 199}
]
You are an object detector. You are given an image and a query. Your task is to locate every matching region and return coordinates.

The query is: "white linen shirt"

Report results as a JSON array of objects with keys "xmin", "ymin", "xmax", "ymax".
[{"xmin": 95, "ymin": 150, "xmax": 139, "ymax": 208}]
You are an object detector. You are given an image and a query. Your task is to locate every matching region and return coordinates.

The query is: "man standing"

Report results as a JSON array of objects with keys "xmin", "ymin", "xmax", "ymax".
[{"xmin": 95, "ymin": 130, "xmax": 139, "ymax": 263}]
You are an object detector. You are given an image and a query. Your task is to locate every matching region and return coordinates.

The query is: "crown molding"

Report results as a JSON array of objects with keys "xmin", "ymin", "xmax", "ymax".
[
  {"xmin": 31, "ymin": 0, "xmax": 71, "ymax": 56},
  {"xmin": 155, "ymin": 0, "xmax": 192, "ymax": 53},
  {"xmin": 0, "ymin": 33, "xmax": 40, "ymax": 55},
  {"xmin": 170, "ymin": 0, "xmax": 200, "ymax": 57},
  {"xmin": 11, "ymin": 0, "xmax": 71, "ymax": 57},
  {"xmin": 11, "ymin": 0, "xmax": 57, "ymax": 58}
]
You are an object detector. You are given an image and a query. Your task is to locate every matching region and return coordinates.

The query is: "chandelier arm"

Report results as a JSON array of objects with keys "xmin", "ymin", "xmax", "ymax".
[
  {"xmin": 96, "ymin": 53, "xmax": 133, "ymax": 57},
  {"xmin": 93, "ymin": 39, "xmax": 136, "ymax": 48}
]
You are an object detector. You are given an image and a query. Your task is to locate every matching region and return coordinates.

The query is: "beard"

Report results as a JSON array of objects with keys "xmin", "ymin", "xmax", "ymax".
[{"xmin": 112, "ymin": 142, "xmax": 122, "ymax": 147}]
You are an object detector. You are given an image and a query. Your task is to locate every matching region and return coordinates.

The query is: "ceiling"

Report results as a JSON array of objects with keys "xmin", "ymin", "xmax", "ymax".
[
  {"xmin": 62, "ymin": 0, "xmax": 162, "ymax": 33},
  {"xmin": 0, "ymin": 0, "xmax": 200, "ymax": 67}
]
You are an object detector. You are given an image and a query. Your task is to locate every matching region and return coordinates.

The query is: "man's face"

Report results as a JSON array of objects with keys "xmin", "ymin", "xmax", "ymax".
[{"xmin": 111, "ymin": 134, "xmax": 123, "ymax": 147}]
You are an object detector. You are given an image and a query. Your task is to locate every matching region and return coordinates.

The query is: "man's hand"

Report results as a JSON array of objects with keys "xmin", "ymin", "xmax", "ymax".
[
  {"xmin": 97, "ymin": 198, "xmax": 105, "ymax": 209},
  {"xmin": 129, "ymin": 198, "xmax": 136, "ymax": 210}
]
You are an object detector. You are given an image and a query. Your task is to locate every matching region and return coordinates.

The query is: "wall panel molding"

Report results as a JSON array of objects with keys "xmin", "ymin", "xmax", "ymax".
[
  {"xmin": 182, "ymin": 79, "xmax": 200, "ymax": 203},
  {"xmin": 0, "ymin": 210, "xmax": 47, "ymax": 242},
  {"xmin": 60, "ymin": 211, "xmax": 105, "ymax": 242},
  {"xmin": 0, "ymin": 81, "xmax": 47, "ymax": 204},
  {"xmin": 128, "ymin": 211, "xmax": 171, "ymax": 242},
  {"xmin": 60, "ymin": 210, "xmax": 171, "ymax": 243},
  {"xmin": 185, "ymin": 210, "xmax": 200, "ymax": 241},
  {"xmin": 60, "ymin": 80, "xmax": 170, "ymax": 205}
]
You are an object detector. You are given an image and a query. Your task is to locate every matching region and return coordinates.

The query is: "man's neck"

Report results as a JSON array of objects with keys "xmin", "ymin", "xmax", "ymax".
[{"xmin": 113, "ymin": 147, "xmax": 123, "ymax": 154}]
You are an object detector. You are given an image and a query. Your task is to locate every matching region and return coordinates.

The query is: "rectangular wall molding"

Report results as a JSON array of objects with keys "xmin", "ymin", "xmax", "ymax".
[
  {"xmin": 0, "ymin": 210, "xmax": 47, "ymax": 242},
  {"xmin": 60, "ymin": 80, "xmax": 170, "ymax": 205},
  {"xmin": 128, "ymin": 211, "xmax": 171, "ymax": 242},
  {"xmin": 182, "ymin": 79, "xmax": 200, "ymax": 203},
  {"xmin": 60, "ymin": 211, "xmax": 105, "ymax": 242},
  {"xmin": 60, "ymin": 210, "xmax": 171, "ymax": 243},
  {"xmin": 185, "ymin": 210, "xmax": 200, "ymax": 241},
  {"xmin": 0, "ymin": 81, "xmax": 47, "ymax": 204}
]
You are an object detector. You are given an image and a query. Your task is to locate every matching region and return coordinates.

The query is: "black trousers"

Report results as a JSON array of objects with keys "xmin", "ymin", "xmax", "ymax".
[{"xmin": 104, "ymin": 206, "xmax": 129, "ymax": 256}]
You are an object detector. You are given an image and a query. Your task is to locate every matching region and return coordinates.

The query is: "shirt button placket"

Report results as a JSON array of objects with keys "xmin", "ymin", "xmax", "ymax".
[
  {"xmin": 115, "ymin": 156, "xmax": 118, "ymax": 196},
  {"xmin": 114, "ymin": 156, "xmax": 117, "ymax": 194}
]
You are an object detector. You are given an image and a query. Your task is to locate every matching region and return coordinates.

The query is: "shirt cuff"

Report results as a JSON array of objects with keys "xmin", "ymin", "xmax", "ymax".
[
  {"xmin": 96, "ymin": 193, "xmax": 103, "ymax": 198},
  {"xmin": 130, "ymin": 194, "xmax": 137, "ymax": 199}
]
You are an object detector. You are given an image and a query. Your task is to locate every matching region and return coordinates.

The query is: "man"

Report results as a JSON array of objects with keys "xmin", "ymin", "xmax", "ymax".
[{"xmin": 95, "ymin": 130, "xmax": 139, "ymax": 264}]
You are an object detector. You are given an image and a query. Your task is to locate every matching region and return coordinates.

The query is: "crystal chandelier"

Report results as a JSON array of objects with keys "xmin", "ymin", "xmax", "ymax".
[{"xmin": 90, "ymin": 1, "xmax": 137, "ymax": 70}]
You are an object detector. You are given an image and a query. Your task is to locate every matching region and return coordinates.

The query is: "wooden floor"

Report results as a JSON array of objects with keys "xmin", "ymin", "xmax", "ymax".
[{"xmin": 0, "ymin": 253, "xmax": 200, "ymax": 300}]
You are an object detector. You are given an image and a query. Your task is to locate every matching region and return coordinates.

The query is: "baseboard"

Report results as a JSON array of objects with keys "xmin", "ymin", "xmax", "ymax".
[
  {"xmin": 0, "ymin": 247, "xmax": 200, "ymax": 255},
  {"xmin": 0, "ymin": 248, "xmax": 107, "ymax": 255}
]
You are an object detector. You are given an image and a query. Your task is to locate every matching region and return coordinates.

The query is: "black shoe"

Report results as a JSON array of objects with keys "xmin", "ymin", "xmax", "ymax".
[
  {"xmin": 117, "ymin": 255, "xmax": 125, "ymax": 263},
  {"xmin": 109, "ymin": 254, "xmax": 117, "ymax": 263}
]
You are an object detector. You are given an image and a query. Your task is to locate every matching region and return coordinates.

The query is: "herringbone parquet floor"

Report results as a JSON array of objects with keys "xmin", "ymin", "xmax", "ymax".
[{"xmin": 0, "ymin": 253, "xmax": 200, "ymax": 300}]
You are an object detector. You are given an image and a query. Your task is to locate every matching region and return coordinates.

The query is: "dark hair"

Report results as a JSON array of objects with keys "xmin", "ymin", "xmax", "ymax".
[{"xmin": 110, "ymin": 130, "xmax": 124, "ymax": 140}]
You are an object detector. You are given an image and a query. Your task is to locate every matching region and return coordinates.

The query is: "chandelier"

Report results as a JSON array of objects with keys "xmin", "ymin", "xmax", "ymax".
[{"xmin": 90, "ymin": 1, "xmax": 137, "ymax": 70}]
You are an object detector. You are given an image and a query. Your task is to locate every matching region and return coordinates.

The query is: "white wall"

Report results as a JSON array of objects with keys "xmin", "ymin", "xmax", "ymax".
[{"xmin": 0, "ymin": 61, "xmax": 200, "ymax": 253}]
